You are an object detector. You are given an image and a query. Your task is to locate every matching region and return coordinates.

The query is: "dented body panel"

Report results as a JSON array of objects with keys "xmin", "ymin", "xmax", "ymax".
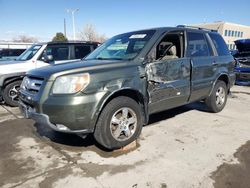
[{"xmin": 146, "ymin": 57, "xmax": 191, "ymax": 114}]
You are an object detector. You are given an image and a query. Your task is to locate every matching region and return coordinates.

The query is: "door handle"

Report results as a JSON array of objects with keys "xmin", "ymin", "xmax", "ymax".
[{"xmin": 212, "ymin": 61, "xmax": 218, "ymax": 66}]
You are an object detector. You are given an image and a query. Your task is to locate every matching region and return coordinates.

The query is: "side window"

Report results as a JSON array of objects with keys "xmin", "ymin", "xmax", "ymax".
[
  {"xmin": 75, "ymin": 45, "xmax": 91, "ymax": 59},
  {"xmin": 187, "ymin": 32, "xmax": 211, "ymax": 57},
  {"xmin": 154, "ymin": 31, "xmax": 183, "ymax": 61},
  {"xmin": 45, "ymin": 46, "xmax": 70, "ymax": 61},
  {"xmin": 208, "ymin": 33, "xmax": 230, "ymax": 56}
]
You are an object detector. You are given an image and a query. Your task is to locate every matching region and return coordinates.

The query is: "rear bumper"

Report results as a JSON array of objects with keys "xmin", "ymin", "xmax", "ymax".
[{"xmin": 19, "ymin": 100, "xmax": 93, "ymax": 134}]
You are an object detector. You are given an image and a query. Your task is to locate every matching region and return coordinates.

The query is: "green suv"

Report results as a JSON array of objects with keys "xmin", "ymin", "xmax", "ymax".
[{"xmin": 19, "ymin": 26, "xmax": 236, "ymax": 150}]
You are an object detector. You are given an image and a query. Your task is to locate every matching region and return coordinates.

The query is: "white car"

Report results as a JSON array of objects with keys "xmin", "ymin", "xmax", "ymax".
[{"xmin": 0, "ymin": 41, "xmax": 99, "ymax": 106}]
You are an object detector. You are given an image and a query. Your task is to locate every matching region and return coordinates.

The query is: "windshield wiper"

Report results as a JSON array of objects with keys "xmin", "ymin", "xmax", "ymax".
[{"xmin": 96, "ymin": 57, "xmax": 123, "ymax": 60}]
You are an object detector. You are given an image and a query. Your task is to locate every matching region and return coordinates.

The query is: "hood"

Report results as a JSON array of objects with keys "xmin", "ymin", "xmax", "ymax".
[
  {"xmin": 27, "ymin": 59, "xmax": 131, "ymax": 80},
  {"xmin": 235, "ymin": 39, "xmax": 250, "ymax": 53},
  {"xmin": 0, "ymin": 60, "xmax": 32, "ymax": 74}
]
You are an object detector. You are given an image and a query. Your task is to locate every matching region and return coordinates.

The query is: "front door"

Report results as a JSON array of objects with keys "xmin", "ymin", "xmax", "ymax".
[{"xmin": 146, "ymin": 30, "xmax": 191, "ymax": 114}]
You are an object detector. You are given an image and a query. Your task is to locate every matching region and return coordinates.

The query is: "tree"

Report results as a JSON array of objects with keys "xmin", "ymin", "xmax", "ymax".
[
  {"xmin": 52, "ymin": 32, "xmax": 68, "ymax": 42},
  {"xmin": 13, "ymin": 35, "xmax": 38, "ymax": 43},
  {"xmin": 78, "ymin": 23, "xmax": 108, "ymax": 43}
]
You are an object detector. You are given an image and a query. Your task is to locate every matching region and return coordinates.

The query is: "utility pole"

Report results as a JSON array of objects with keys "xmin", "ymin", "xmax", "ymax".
[
  {"xmin": 64, "ymin": 18, "xmax": 67, "ymax": 38},
  {"xmin": 66, "ymin": 9, "xmax": 79, "ymax": 41}
]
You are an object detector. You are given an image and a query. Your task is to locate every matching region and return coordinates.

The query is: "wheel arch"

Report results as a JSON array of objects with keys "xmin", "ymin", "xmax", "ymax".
[
  {"xmin": 93, "ymin": 88, "xmax": 148, "ymax": 130},
  {"xmin": 1, "ymin": 73, "xmax": 25, "ymax": 89},
  {"xmin": 209, "ymin": 73, "xmax": 230, "ymax": 96},
  {"xmin": 3, "ymin": 76, "xmax": 24, "ymax": 88}
]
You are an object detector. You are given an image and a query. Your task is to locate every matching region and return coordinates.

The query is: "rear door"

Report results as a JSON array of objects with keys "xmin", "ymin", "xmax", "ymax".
[
  {"xmin": 146, "ymin": 30, "xmax": 191, "ymax": 114},
  {"xmin": 187, "ymin": 31, "xmax": 215, "ymax": 102}
]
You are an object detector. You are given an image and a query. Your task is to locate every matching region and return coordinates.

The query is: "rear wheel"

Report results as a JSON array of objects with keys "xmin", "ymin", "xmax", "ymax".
[
  {"xmin": 205, "ymin": 80, "xmax": 228, "ymax": 113},
  {"xmin": 3, "ymin": 80, "xmax": 22, "ymax": 107},
  {"xmin": 94, "ymin": 96, "xmax": 143, "ymax": 150}
]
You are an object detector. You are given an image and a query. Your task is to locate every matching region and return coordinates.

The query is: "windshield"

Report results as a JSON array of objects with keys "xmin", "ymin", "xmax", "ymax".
[
  {"xmin": 86, "ymin": 30, "xmax": 155, "ymax": 60},
  {"xmin": 16, "ymin": 45, "xmax": 42, "ymax": 61}
]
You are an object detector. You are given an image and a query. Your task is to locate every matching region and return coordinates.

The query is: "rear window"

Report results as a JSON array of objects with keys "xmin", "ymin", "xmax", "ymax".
[
  {"xmin": 75, "ymin": 45, "xmax": 91, "ymax": 59},
  {"xmin": 187, "ymin": 32, "xmax": 211, "ymax": 57},
  {"xmin": 209, "ymin": 33, "xmax": 230, "ymax": 56}
]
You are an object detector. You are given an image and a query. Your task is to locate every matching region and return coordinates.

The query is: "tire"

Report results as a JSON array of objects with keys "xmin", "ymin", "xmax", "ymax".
[
  {"xmin": 94, "ymin": 96, "xmax": 143, "ymax": 150},
  {"xmin": 3, "ymin": 80, "xmax": 22, "ymax": 107},
  {"xmin": 205, "ymin": 80, "xmax": 228, "ymax": 113}
]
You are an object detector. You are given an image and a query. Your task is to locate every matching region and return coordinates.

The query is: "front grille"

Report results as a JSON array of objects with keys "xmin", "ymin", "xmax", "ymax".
[
  {"xmin": 21, "ymin": 76, "xmax": 44, "ymax": 94},
  {"xmin": 240, "ymin": 64, "xmax": 250, "ymax": 68},
  {"xmin": 236, "ymin": 72, "xmax": 250, "ymax": 81}
]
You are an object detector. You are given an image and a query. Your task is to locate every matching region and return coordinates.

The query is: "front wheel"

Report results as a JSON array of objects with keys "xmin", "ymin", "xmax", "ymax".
[
  {"xmin": 3, "ymin": 80, "xmax": 22, "ymax": 107},
  {"xmin": 94, "ymin": 96, "xmax": 143, "ymax": 150},
  {"xmin": 205, "ymin": 80, "xmax": 228, "ymax": 113}
]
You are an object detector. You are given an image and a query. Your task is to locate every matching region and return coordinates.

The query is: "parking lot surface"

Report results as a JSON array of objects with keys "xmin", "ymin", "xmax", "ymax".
[{"xmin": 0, "ymin": 86, "xmax": 250, "ymax": 188}]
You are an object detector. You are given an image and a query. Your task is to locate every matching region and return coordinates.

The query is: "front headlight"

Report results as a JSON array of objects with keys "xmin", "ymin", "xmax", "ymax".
[{"xmin": 52, "ymin": 73, "xmax": 90, "ymax": 94}]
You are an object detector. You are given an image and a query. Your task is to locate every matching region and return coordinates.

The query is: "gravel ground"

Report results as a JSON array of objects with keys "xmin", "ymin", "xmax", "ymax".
[{"xmin": 0, "ymin": 85, "xmax": 249, "ymax": 188}]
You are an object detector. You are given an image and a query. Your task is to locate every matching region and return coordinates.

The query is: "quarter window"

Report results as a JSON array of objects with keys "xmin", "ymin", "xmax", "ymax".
[
  {"xmin": 209, "ymin": 33, "xmax": 230, "ymax": 56},
  {"xmin": 187, "ymin": 32, "xmax": 211, "ymax": 57}
]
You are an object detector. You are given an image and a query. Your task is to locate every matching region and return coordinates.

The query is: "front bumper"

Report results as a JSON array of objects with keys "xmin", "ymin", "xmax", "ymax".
[
  {"xmin": 234, "ymin": 67, "xmax": 250, "ymax": 85},
  {"xmin": 19, "ymin": 100, "xmax": 93, "ymax": 134}
]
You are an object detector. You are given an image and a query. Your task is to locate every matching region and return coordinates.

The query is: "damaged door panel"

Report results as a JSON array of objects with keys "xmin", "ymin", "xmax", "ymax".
[{"xmin": 147, "ymin": 57, "xmax": 191, "ymax": 114}]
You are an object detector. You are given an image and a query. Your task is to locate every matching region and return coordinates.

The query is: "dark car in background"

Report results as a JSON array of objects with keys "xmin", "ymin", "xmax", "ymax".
[
  {"xmin": 0, "ymin": 48, "xmax": 26, "ymax": 61},
  {"xmin": 233, "ymin": 39, "xmax": 250, "ymax": 85}
]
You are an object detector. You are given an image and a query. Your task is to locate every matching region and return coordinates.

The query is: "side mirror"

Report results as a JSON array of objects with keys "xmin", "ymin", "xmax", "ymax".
[{"xmin": 42, "ymin": 54, "xmax": 54, "ymax": 64}]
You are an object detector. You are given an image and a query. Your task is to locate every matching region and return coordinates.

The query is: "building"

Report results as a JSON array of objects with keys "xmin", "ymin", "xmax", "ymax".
[{"xmin": 193, "ymin": 21, "xmax": 250, "ymax": 50}]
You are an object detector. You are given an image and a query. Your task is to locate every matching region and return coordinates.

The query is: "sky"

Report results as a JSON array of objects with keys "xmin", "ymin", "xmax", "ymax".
[{"xmin": 0, "ymin": 0, "xmax": 250, "ymax": 41}]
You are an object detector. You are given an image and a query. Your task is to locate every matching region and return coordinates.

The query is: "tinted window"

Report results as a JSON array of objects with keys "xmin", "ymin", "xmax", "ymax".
[
  {"xmin": 209, "ymin": 33, "xmax": 230, "ymax": 56},
  {"xmin": 0, "ymin": 49, "xmax": 9, "ymax": 56},
  {"xmin": 75, "ymin": 45, "xmax": 91, "ymax": 59},
  {"xmin": 10, "ymin": 49, "xmax": 25, "ymax": 56},
  {"xmin": 46, "ymin": 46, "xmax": 69, "ymax": 61},
  {"xmin": 187, "ymin": 32, "xmax": 211, "ymax": 57}
]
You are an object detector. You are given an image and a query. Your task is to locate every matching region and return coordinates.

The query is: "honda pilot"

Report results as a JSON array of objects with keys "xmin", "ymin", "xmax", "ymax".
[{"xmin": 19, "ymin": 26, "xmax": 235, "ymax": 150}]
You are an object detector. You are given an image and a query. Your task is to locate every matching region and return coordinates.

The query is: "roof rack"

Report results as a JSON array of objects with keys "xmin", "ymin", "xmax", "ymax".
[{"xmin": 176, "ymin": 25, "xmax": 217, "ymax": 32}]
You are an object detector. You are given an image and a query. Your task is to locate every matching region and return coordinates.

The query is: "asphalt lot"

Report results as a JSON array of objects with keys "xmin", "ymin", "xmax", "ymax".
[{"xmin": 0, "ymin": 86, "xmax": 250, "ymax": 188}]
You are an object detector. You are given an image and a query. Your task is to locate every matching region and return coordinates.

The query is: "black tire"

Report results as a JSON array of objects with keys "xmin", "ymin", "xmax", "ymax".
[
  {"xmin": 94, "ymin": 96, "xmax": 143, "ymax": 150},
  {"xmin": 3, "ymin": 80, "xmax": 22, "ymax": 107},
  {"xmin": 205, "ymin": 80, "xmax": 228, "ymax": 113}
]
